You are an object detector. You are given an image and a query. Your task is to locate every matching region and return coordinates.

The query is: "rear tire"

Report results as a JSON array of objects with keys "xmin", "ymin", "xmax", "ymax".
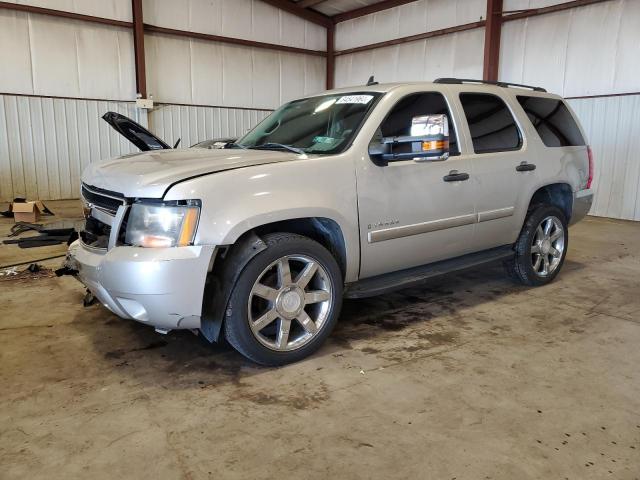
[
  {"xmin": 224, "ymin": 233, "xmax": 343, "ymax": 366},
  {"xmin": 505, "ymin": 205, "xmax": 568, "ymax": 286}
]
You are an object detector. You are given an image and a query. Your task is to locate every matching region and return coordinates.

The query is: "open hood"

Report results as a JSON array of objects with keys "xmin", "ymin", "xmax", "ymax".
[{"xmin": 102, "ymin": 111, "xmax": 171, "ymax": 151}]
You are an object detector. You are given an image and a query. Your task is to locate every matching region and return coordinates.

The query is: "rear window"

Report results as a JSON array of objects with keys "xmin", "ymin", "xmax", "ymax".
[
  {"xmin": 459, "ymin": 93, "xmax": 522, "ymax": 154},
  {"xmin": 517, "ymin": 96, "xmax": 585, "ymax": 147}
]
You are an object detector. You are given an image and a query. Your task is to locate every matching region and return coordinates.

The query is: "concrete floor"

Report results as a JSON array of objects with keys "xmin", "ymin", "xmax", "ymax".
[{"xmin": 1, "ymin": 200, "xmax": 639, "ymax": 480}]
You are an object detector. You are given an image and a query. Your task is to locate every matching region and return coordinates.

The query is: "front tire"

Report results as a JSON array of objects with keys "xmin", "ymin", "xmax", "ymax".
[
  {"xmin": 505, "ymin": 205, "xmax": 568, "ymax": 286},
  {"xmin": 224, "ymin": 233, "xmax": 343, "ymax": 366}
]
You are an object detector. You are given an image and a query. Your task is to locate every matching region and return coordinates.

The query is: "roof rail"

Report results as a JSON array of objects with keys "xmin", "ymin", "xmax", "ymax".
[{"xmin": 434, "ymin": 78, "xmax": 547, "ymax": 92}]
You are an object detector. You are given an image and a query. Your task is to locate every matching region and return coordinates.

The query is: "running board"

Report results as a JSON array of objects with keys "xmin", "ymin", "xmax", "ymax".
[{"xmin": 344, "ymin": 246, "xmax": 514, "ymax": 299}]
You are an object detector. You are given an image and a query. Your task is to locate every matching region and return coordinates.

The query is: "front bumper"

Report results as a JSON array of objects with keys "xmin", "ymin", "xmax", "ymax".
[
  {"xmin": 570, "ymin": 188, "xmax": 594, "ymax": 225},
  {"xmin": 66, "ymin": 240, "xmax": 215, "ymax": 330}
]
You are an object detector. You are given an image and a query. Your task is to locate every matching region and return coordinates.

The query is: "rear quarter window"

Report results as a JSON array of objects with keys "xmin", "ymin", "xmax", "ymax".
[{"xmin": 516, "ymin": 96, "xmax": 585, "ymax": 147}]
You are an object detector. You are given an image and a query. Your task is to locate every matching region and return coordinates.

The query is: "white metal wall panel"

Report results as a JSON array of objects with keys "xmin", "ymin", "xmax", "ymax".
[
  {"xmin": 149, "ymin": 105, "xmax": 270, "ymax": 149},
  {"xmin": 145, "ymin": 33, "xmax": 327, "ymax": 109},
  {"xmin": 142, "ymin": 0, "xmax": 326, "ymax": 51},
  {"xmin": 335, "ymin": 0, "xmax": 485, "ymax": 51},
  {"xmin": 0, "ymin": 0, "xmax": 132, "ymax": 21},
  {"xmin": 0, "ymin": 95, "xmax": 145, "ymax": 201},
  {"xmin": 0, "ymin": 10, "xmax": 136, "ymax": 100},
  {"xmin": 335, "ymin": 28, "xmax": 484, "ymax": 87},
  {"xmin": 569, "ymin": 95, "xmax": 640, "ymax": 221},
  {"xmin": 499, "ymin": 0, "xmax": 640, "ymax": 97}
]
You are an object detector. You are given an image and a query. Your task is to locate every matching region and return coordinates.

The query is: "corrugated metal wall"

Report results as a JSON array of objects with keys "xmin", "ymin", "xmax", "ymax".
[
  {"xmin": 0, "ymin": 95, "xmax": 144, "ymax": 200},
  {"xmin": 499, "ymin": 0, "xmax": 639, "ymax": 97},
  {"xmin": 149, "ymin": 105, "xmax": 271, "ymax": 148},
  {"xmin": 499, "ymin": 0, "xmax": 640, "ymax": 220},
  {"xmin": 334, "ymin": 0, "xmax": 485, "ymax": 88},
  {"xmin": 0, "ymin": 0, "xmax": 323, "ymax": 201},
  {"xmin": 145, "ymin": 33, "xmax": 326, "ymax": 109},
  {"xmin": 568, "ymin": 95, "xmax": 640, "ymax": 222},
  {"xmin": 335, "ymin": 0, "xmax": 485, "ymax": 51},
  {"xmin": 335, "ymin": 28, "xmax": 485, "ymax": 88}
]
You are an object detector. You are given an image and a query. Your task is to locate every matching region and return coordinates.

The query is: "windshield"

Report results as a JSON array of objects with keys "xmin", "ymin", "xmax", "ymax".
[{"xmin": 236, "ymin": 92, "xmax": 382, "ymax": 155}]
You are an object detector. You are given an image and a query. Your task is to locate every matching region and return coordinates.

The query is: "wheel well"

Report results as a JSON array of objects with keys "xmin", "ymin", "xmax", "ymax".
[
  {"xmin": 529, "ymin": 183, "xmax": 573, "ymax": 221},
  {"xmin": 252, "ymin": 217, "xmax": 347, "ymax": 279}
]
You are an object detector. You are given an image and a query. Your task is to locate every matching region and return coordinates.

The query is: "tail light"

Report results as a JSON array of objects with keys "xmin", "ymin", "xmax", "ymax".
[{"xmin": 586, "ymin": 146, "xmax": 594, "ymax": 189}]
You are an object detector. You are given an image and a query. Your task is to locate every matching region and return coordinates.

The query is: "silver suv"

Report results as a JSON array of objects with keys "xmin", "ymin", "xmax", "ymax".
[{"xmin": 65, "ymin": 78, "xmax": 594, "ymax": 365}]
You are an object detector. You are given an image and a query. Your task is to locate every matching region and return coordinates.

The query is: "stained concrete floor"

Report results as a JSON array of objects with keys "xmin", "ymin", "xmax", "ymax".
[{"xmin": 0, "ymin": 200, "xmax": 639, "ymax": 480}]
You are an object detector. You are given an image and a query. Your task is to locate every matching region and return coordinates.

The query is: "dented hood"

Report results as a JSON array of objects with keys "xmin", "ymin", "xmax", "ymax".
[{"xmin": 81, "ymin": 148, "xmax": 301, "ymax": 198}]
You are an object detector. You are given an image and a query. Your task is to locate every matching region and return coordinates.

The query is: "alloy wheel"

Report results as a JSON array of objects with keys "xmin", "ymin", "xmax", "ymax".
[
  {"xmin": 247, "ymin": 255, "xmax": 333, "ymax": 351},
  {"xmin": 530, "ymin": 215, "xmax": 565, "ymax": 276}
]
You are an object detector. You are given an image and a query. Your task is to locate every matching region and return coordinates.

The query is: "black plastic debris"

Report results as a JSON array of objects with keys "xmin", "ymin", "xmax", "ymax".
[{"xmin": 3, "ymin": 222, "xmax": 78, "ymax": 248}]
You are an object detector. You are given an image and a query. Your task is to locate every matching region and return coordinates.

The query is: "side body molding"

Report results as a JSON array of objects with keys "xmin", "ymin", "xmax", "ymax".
[{"xmin": 368, "ymin": 207, "xmax": 515, "ymax": 243}]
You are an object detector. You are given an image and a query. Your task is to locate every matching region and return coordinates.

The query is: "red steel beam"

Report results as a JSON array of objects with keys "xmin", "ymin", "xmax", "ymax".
[
  {"xmin": 258, "ymin": 0, "xmax": 333, "ymax": 28},
  {"xmin": 131, "ymin": 0, "xmax": 147, "ymax": 99},
  {"xmin": 334, "ymin": 20, "xmax": 485, "ymax": 56},
  {"xmin": 502, "ymin": 0, "xmax": 612, "ymax": 22},
  {"xmin": 333, "ymin": 0, "xmax": 419, "ymax": 23},
  {"xmin": 0, "ymin": 0, "xmax": 132, "ymax": 27},
  {"xmin": 298, "ymin": 0, "xmax": 327, "ymax": 8},
  {"xmin": 144, "ymin": 24, "xmax": 326, "ymax": 57},
  {"xmin": 483, "ymin": 0, "xmax": 503, "ymax": 82},
  {"xmin": 326, "ymin": 24, "xmax": 335, "ymax": 89}
]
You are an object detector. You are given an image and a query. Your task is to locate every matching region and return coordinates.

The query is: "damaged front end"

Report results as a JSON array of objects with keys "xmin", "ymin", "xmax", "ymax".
[{"xmin": 63, "ymin": 183, "xmax": 216, "ymax": 333}]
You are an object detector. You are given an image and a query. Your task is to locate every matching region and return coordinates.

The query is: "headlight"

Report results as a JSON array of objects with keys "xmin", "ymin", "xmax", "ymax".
[{"xmin": 125, "ymin": 202, "xmax": 200, "ymax": 248}]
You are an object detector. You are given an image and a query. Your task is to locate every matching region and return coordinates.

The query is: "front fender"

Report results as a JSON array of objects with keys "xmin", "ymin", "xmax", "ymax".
[{"xmin": 164, "ymin": 156, "xmax": 360, "ymax": 281}]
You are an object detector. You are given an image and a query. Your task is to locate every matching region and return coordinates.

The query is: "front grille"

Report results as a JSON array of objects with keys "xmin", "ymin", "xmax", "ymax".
[{"xmin": 81, "ymin": 183, "xmax": 125, "ymax": 215}]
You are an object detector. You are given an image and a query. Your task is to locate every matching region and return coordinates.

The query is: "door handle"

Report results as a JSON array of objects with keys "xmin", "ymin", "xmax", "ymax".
[
  {"xmin": 516, "ymin": 161, "xmax": 536, "ymax": 172},
  {"xmin": 443, "ymin": 170, "xmax": 470, "ymax": 182}
]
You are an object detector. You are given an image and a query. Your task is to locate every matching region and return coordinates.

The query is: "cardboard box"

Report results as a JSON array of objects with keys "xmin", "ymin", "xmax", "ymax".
[{"xmin": 11, "ymin": 201, "xmax": 46, "ymax": 223}]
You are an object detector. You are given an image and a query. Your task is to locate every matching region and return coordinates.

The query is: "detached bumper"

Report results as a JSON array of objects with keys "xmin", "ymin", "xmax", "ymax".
[
  {"xmin": 570, "ymin": 189, "xmax": 594, "ymax": 225},
  {"xmin": 66, "ymin": 240, "xmax": 215, "ymax": 330}
]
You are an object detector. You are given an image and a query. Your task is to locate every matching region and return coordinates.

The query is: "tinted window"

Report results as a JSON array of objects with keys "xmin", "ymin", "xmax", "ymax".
[
  {"xmin": 459, "ymin": 93, "xmax": 521, "ymax": 153},
  {"xmin": 517, "ymin": 96, "xmax": 585, "ymax": 147},
  {"xmin": 379, "ymin": 92, "xmax": 459, "ymax": 155}
]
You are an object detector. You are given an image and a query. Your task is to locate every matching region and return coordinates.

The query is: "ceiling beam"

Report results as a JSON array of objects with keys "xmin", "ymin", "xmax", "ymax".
[
  {"xmin": 333, "ymin": 0, "xmax": 419, "ymax": 23},
  {"xmin": 298, "ymin": 0, "xmax": 327, "ymax": 8},
  {"xmin": 258, "ymin": 0, "xmax": 333, "ymax": 28}
]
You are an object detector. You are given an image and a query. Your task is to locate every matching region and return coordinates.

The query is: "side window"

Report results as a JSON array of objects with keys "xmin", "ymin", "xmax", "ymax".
[
  {"xmin": 459, "ymin": 93, "xmax": 522, "ymax": 154},
  {"xmin": 516, "ymin": 96, "xmax": 585, "ymax": 147},
  {"xmin": 378, "ymin": 92, "xmax": 459, "ymax": 156}
]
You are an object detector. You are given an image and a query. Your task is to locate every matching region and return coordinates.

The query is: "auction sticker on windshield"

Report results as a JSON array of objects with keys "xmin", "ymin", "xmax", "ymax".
[{"xmin": 336, "ymin": 95, "xmax": 374, "ymax": 104}]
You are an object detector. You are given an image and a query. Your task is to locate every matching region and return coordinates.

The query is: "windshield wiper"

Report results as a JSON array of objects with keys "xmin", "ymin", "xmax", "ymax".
[{"xmin": 249, "ymin": 143, "xmax": 304, "ymax": 155}]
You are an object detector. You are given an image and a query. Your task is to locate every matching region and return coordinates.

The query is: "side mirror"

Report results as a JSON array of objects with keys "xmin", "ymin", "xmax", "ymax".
[{"xmin": 369, "ymin": 114, "xmax": 450, "ymax": 165}]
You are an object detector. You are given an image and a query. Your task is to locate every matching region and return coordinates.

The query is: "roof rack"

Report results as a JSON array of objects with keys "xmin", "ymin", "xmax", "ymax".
[{"xmin": 434, "ymin": 78, "xmax": 547, "ymax": 92}]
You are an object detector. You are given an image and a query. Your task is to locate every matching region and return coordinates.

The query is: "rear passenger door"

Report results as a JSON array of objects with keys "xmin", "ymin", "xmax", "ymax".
[{"xmin": 456, "ymin": 92, "xmax": 537, "ymax": 250}]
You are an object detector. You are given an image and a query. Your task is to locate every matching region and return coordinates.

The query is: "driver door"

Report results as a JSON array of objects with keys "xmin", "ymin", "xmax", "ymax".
[{"xmin": 356, "ymin": 92, "xmax": 477, "ymax": 278}]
